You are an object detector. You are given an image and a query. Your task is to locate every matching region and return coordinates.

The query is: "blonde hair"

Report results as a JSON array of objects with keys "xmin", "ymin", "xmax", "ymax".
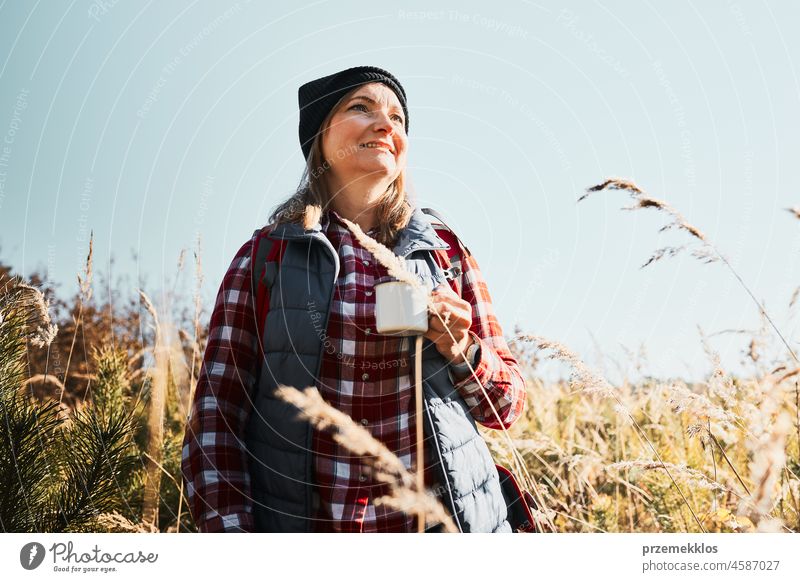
[{"xmin": 269, "ymin": 86, "xmax": 412, "ymax": 248}]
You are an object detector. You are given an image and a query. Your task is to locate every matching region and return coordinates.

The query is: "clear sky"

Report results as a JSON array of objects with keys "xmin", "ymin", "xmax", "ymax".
[{"xmin": 1, "ymin": 0, "xmax": 798, "ymax": 382}]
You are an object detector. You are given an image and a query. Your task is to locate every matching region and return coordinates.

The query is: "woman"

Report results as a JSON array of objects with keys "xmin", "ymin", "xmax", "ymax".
[{"xmin": 181, "ymin": 66, "xmax": 527, "ymax": 533}]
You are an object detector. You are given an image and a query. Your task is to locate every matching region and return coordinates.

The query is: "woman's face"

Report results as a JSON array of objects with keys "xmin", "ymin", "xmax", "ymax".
[{"xmin": 321, "ymin": 82, "xmax": 408, "ymax": 187}]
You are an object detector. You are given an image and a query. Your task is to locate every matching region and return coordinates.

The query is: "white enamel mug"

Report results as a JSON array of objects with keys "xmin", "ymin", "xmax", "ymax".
[{"xmin": 374, "ymin": 281, "xmax": 429, "ymax": 336}]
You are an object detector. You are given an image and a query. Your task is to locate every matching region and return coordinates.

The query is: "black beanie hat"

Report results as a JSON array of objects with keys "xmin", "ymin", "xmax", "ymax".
[{"xmin": 297, "ymin": 65, "xmax": 409, "ymax": 160}]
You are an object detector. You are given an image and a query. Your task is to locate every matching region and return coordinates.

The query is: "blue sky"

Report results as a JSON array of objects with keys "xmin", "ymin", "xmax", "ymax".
[{"xmin": 1, "ymin": 0, "xmax": 798, "ymax": 382}]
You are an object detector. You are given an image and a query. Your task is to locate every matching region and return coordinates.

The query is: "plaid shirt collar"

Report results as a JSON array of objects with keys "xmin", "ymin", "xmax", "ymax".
[
  {"xmin": 275, "ymin": 205, "xmax": 450, "ymax": 258},
  {"xmin": 320, "ymin": 208, "xmax": 380, "ymax": 238}
]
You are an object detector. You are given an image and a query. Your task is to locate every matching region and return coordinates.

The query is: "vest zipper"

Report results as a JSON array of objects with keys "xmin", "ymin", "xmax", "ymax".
[{"xmin": 408, "ymin": 246, "xmax": 461, "ymax": 530}]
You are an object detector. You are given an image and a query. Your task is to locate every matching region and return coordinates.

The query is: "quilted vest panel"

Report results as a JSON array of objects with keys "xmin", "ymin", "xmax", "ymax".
[{"xmin": 244, "ymin": 221, "xmax": 511, "ymax": 533}]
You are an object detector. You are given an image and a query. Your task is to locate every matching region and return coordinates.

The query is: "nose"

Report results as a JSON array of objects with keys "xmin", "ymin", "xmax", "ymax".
[{"xmin": 372, "ymin": 109, "xmax": 395, "ymax": 135}]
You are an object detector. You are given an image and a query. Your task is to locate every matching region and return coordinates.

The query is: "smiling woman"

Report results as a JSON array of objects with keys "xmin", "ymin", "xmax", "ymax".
[
  {"xmin": 319, "ymin": 82, "xmax": 409, "ymax": 237},
  {"xmin": 272, "ymin": 68, "xmax": 413, "ymax": 248},
  {"xmin": 181, "ymin": 65, "xmax": 529, "ymax": 534}
]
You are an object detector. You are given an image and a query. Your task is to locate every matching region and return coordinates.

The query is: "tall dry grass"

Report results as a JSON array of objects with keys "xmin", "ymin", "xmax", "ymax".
[{"xmin": 2, "ymin": 182, "xmax": 798, "ymax": 533}]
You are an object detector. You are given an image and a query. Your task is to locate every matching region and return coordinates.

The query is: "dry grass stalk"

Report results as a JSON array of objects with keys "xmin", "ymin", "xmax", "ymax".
[
  {"xmin": 608, "ymin": 460, "xmax": 731, "ymax": 493},
  {"xmin": 176, "ymin": 249, "xmax": 186, "ymax": 273},
  {"xmin": 744, "ymin": 409, "xmax": 792, "ymax": 523},
  {"xmin": 62, "ymin": 231, "xmax": 94, "ymax": 405},
  {"xmin": 748, "ymin": 338, "xmax": 760, "ymax": 363},
  {"xmin": 77, "ymin": 232, "xmax": 94, "ymax": 302},
  {"xmin": 94, "ymin": 512, "xmax": 157, "ymax": 533},
  {"xmin": 579, "ymin": 178, "xmax": 707, "ymax": 246},
  {"xmin": 164, "ymin": 321, "xmax": 189, "ymax": 412},
  {"xmin": 169, "ymin": 247, "xmax": 189, "ymax": 302},
  {"xmin": 275, "ymin": 385, "xmax": 458, "ymax": 532},
  {"xmin": 5, "ymin": 281, "xmax": 59, "ymax": 348},
  {"xmin": 161, "ymin": 249, "xmax": 192, "ymax": 416},
  {"xmin": 581, "ymin": 181, "xmax": 710, "ymax": 269},
  {"xmin": 178, "ymin": 235, "xmax": 205, "ymax": 533},
  {"xmin": 138, "ymin": 289, "xmax": 168, "ymax": 530},
  {"xmin": 774, "ymin": 368, "xmax": 799, "ymax": 384},
  {"xmin": 664, "ymin": 381, "xmax": 739, "ymax": 433},
  {"xmin": 580, "ymin": 178, "xmax": 799, "ymax": 366},
  {"xmin": 733, "ymin": 372, "xmax": 794, "ymax": 531},
  {"xmin": 608, "ymin": 458, "xmax": 790, "ymax": 530},
  {"xmin": 23, "ymin": 373, "xmax": 66, "ymax": 392},
  {"xmin": 518, "ymin": 333, "xmax": 707, "ymax": 531},
  {"xmin": 697, "ymin": 327, "xmax": 738, "ymax": 406},
  {"xmin": 275, "ymin": 385, "xmax": 407, "ymax": 479},
  {"xmin": 340, "ymin": 217, "xmax": 420, "ymax": 288},
  {"xmin": 789, "ymin": 287, "xmax": 799, "ymax": 310},
  {"xmin": 514, "ymin": 334, "xmax": 616, "ymax": 398},
  {"xmin": 191, "ymin": 234, "xmax": 205, "ymax": 392},
  {"xmin": 796, "ymin": 381, "xmax": 800, "ymax": 485},
  {"xmin": 372, "ymin": 478, "xmax": 458, "ymax": 533}
]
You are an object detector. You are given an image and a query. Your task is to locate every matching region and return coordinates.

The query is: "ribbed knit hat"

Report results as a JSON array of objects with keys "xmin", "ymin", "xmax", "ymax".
[{"xmin": 298, "ymin": 66, "xmax": 409, "ymax": 160}]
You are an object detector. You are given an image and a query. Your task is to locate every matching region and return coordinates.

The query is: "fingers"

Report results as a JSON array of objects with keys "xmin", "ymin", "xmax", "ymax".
[
  {"xmin": 423, "ymin": 326, "xmax": 468, "ymax": 349},
  {"xmin": 415, "ymin": 286, "xmax": 474, "ymax": 361},
  {"xmin": 428, "ymin": 310, "xmax": 469, "ymax": 333},
  {"xmin": 429, "ymin": 287, "xmax": 471, "ymax": 317},
  {"xmin": 428, "ymin": 298, "xmax": 470, "ymax": 326},
  {"xmin": 423, "ymin": 325, "xmax": 471, "ymax": 363},
  {"xmin": 431, "ymin": 284, "xmax": 463, "ymax": 305},
  {"xmin": 426, "ymin": 286, "xmax": 472, "ymax": 350}
]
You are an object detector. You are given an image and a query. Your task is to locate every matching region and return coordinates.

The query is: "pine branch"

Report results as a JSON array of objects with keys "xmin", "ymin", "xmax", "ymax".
[{"xmin": 45, "ymin": 403, "xmax": 139, "ymax": 532}]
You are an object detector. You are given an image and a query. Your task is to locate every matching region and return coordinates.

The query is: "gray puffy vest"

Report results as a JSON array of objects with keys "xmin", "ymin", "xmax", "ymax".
[{"xmin": 244, "ymin": 206, "xmax": 512, "ymax": 533}]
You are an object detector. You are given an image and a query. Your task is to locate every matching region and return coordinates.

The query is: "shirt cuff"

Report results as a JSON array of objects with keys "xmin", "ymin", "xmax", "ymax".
[{"xmin": 198, "ymin": 511, "xmax": 255, "ymax": 533}]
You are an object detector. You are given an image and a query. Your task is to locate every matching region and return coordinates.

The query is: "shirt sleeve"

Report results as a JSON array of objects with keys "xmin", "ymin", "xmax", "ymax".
[
  {"xmin": 180, "ymin": 237, "xmax": 260, "ymax": 532},
  {"xmin": 445, "ymin": 248, "xmax": 527, "ymax": 430}
]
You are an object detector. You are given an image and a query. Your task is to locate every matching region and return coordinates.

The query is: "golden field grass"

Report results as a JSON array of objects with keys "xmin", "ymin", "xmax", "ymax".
[{"xmin": 1, "ymin": 178, "xmax": 798, "ymax": 533}]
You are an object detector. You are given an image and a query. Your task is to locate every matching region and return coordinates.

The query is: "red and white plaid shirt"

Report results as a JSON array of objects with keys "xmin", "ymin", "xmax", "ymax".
[{"xmin": 181, "ymin": 209, "xmax": 526, "ymax": 532}]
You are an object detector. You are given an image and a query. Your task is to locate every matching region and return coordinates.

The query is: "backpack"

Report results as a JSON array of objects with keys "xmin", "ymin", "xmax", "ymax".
[{"xmin": 248, "ymin": 207, "xmax": 539, "ymax": 533}]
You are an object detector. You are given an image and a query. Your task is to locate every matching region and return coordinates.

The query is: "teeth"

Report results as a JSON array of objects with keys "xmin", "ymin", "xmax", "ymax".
[{"xmin": 362, "ymin": 143, "xmax": 390, "ymax": 151}]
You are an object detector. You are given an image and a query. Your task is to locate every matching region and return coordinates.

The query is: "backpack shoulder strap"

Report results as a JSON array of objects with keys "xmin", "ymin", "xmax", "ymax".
[
  {"xmin": 250, "ymin": 224, "xmax": 286, "ymax": 339},
  {"xmin": 421, "ymin": 207, "xmax": 473, "ymax": 257},
  {"xmin": 421, "ymin": 208, "xmax": 471, "ymax": 298}
]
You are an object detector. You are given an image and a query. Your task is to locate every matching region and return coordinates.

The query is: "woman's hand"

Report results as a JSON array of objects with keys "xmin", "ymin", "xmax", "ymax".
[{"xmin": 424, "ymin": 284, "xmax": 474, "ymax": 364}]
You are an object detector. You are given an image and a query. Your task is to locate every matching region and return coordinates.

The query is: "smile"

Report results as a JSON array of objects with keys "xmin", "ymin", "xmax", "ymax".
[{"xmin": 359, "ymin": 142, "xmax": 394, "ymax": 154}]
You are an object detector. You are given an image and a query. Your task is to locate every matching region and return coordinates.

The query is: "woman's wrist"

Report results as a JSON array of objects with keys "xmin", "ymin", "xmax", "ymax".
[{"xmin": 449, "ymin": 335, "xmax": 480, "ymax": 373}]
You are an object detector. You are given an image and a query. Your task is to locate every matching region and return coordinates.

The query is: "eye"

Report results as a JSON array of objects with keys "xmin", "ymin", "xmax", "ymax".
[{"xmin": 349, "ymin": 103, "xmax": 404, "ymax": 124}]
